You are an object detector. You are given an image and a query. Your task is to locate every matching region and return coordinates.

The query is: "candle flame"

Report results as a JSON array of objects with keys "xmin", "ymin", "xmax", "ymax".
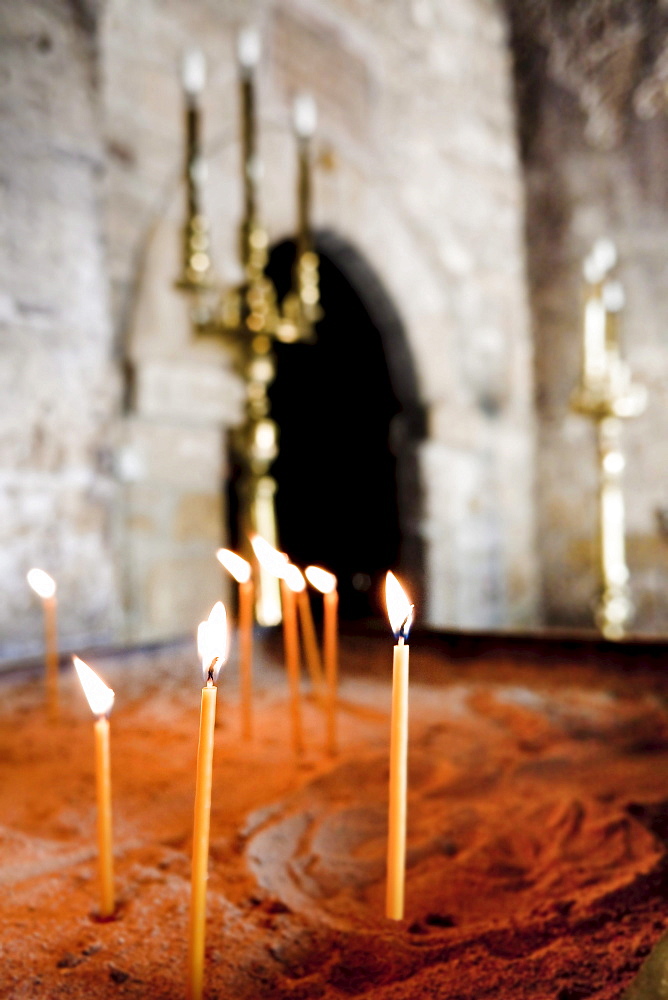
[
  {"xmin": 251, "ymin": 535, "xmax": 289, "ymax": 579},
  {"xmin": 181, "ymin": 47, "xmax": 206, "ymax": 96},
  {"xmin": 283, "ymin": 564, "xmax": 306, "ymax": 593},
  {"xmin": 293, "ymin": 92, "xmax": 317, "ymax": 138},
  {"xmin": 73, "ymin": 656, "xmax": 115, "ymax": 717},
  {"xmin": 197, "ymin": 601, "xmax": 228, "ymax": 684},
  {"xmin": 27, "ymin": 568, "xmax": 56, "ymax": 599},
  {"xmin": 385, "ymin": 572, "xmax": 414, "ymax": 641},
  {"xmin": 237, "ymin": 26, "xmax": 260, "ymax": 70},
  {"xmin": 305, "ymin": 565, "xmax": 336, "ymax": 594},
  {"xmin": 216, "ymin": 548, "xmax": 251, "ymax": 584}
]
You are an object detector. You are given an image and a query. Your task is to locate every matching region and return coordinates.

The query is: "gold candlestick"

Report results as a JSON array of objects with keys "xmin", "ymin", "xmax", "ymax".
[
  {"xmin": 175, "ymin": 38, "xmax": 322, "ymax": 627},
  {"xmin": 571, "ymin": 240, "xmax": 646, "ymax": 639},
  {"xmin": 179, "ymin": 49, "xmax": 213, "ymax": 293}
]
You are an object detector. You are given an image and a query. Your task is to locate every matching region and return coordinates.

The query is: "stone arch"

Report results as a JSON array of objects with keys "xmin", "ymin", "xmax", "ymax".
[{"xmin": 264, "ymin": 231, "xmax": 426, "ymax": 619}]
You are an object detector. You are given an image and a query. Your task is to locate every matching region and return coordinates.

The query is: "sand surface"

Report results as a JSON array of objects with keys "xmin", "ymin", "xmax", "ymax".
[{"xmin": 0, "ymin": 633, "xmax": 667, "ymax": 998}]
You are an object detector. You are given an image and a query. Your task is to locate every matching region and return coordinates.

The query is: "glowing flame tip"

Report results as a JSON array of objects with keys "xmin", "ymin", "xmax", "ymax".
[
  {"xmin": 197, "ymin": 601, "xmax": 228, "ymax": 683},
  {"xmin": 27, "ymin": 568, "xmax": 56, "ymax": 599},
  {"xmin": 216, "ymin": 548, "xmax": 251, "ymax": 584},
  {"xmin": 283, "ymin": 564, "xmax": 306, "ymax": 593},
  {"xmin": 305, "ymin": 566, "xmax": 336, "ymax": 594},
  {"xmin": 385, "ymin": 571, "xmax": 414, "ymax": 641},
  {"xmin": 251, "ymin": 535, "xmax": 290, "ymax": 579},
  {"xmin": 72, "ymin": 655, "xmax": 115, "ymax": 717}
]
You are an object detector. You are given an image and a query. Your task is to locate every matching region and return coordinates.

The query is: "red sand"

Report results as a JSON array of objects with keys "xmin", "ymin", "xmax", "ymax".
[{"xmin": 0, "ymin": 634, "xmax": 667, "ymax": 998}]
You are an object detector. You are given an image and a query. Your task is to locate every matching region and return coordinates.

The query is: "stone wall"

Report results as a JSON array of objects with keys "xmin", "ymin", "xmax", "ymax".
[
  {"xmin": 104, "ymin": 0, "xmax": 539, "ymax": 637},
  {"xmin": 508, "ymin": 3, "xmax": 668, "ymax": 631},
  {"xmin": 0, "ymin": 0, "xmax": 539, "ymax": 659},
  {"xmin": 0, "ymin": 0, "xmax": 122, "ymax": 659}
]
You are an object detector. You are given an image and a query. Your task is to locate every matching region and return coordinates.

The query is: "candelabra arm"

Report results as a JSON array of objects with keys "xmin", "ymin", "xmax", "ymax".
[
  {"xmin": 176, "ymin": 100, "xmax": 214, "ymax": 296},
  {"xmin": 174, "ymin": 43, "xmax": 325, "ymax": 628}
]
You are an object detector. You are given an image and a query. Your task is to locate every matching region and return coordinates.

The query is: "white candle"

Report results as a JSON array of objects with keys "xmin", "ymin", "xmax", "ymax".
[
  {"xmin": 293, "ymin": 92, "xmax": 317, "ymax": 139},
  {"xmin": 237, "ymin": 27, "xmax": 260, "ymax": 75},
  {"xmin": 27, "ymin": 568, "xmax": 59, "ymax": 719},
  {"xmin": 182, "ymin": 48, "xmax": 207, "ymax": 98}
]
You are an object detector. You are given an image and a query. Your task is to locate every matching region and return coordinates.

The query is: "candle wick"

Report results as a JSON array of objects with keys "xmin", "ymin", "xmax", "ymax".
[
  {"xmin": 398, "ymin": 606, "xmax": 414, "ymax": 642},
  {"xmin": 206, "ymin": 658, "xmax": 218, "ymax": 686}
]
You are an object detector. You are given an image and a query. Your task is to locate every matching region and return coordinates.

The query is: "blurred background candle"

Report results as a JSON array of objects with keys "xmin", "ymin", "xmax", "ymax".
[
  {"xmin": 236, "ymin": 27, "xmax": 261, "ymax": 222},
  {"xmin": 251, "ymin": 536, "xmax": 304, "ymax": 753},
  {"xmin": 305, "ymin": 566, "xmax": 338, "ymax": 754},
  {"xmin": 285, "ymin": 564, "xmax": 323, "ymax": 698},
  {"xmin": 385, "ymin": 571, "xmax": 414, "ymax": 921},
  {"xmin": 189, "ymin": 601, "xmax": 228, "ymax": 1000},
  {"xmin": 72, "ymin": 655, "xmax": 115, "ymax": 918},
  {"xmin": 216, "ymin": 548, "xmax": 254, "ymax": 739},
  {"xmin": 280, "ymin": 565, "xmax": 307, "ymax": 754},
  {"xmin": 27, "ymin": 568, "xmax": 59, "ymax": 719}
]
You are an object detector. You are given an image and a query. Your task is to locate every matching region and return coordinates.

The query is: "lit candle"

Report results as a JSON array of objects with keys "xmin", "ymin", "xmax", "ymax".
[
  {"xmin": 237, "ymin": 26, "xmax": 260, "ymax": 76},
  {"xmin": 305, "ymin": 566, "xmax": 338, "ymax": 755},
  {"xmin": 292, "ymin": 92, "xmax": 319, "ymax": 323},
  {"xmin": 385, "ymin": 571, "xmax": 414, "ymax": 921},
  {"xmin": 189, "ymin": 602, "xmax": 228, "ymax": 1000},
  {"xmin": 27, "ymin": 568, "xmax": 59, "ymax": 719},
  {"xmin": 181, "ymin": 48, "xmax": 207, "ymax": 100},
  {"xmin": 216, "ymin": 548, "xmax": 254, "ymax": 740},
  {"xmin": 72, "ymin": 655, "xmax": 115, "ymax": 918},
  {"xmin": 284, "ymin": 564, "xmax": 324, "ymax": 699},
  {"xmin": 237, "ymin": 27, "xmax": 261, "ymax": 222},
  {"xmin": 251, "ymin": 536, "xmax": 303, "ymax": 754},
  {"xmin": 582, "ymin": 239, "xmax": 617, "ymax": 386},
  {"xmin": 293, "ymin": 92, "xmax": 317, "ymax": 141}
]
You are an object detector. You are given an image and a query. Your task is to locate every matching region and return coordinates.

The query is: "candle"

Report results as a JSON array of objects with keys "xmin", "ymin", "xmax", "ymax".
[
  {"xmin": 582, "ymin": 239, "xmax": 617, "ymax": 386},
  {"xmin": 216, "ymin": 548, "xmax": 254, "ymax": 740},
  {"xmin": 237, "ymin": 27, "xmax": 261, "ymax": 222},
  {"xmin": 181, "ymin": 48, "xmax": 206, "ymax": 99},
  {"xmin": 305, "ymin": 566, "xmax": 338, "ymax": 755},
  {"xmin": 284, "ymin": 564, "xmax": 324, "ymax": 698},
  {"xmin": 251, "ymin": 536, "xmax": 303, "ymax": 754},
  {"xmin": 293, "ymin": 92, "xmax": 317, "ymax": 140},
  {"xmin": 189, "ymin": 602, "xmax": 228, "ymax": 1000},
  {"xmin": 72, "ymin": 655, "xmax": 115, "ymax": 918},
  {"xmin": 237, "ymin": 26, "xmax": 260, "ymax": 76},
  {"xmin": 27, "ymin": 568, "xmax": 59, "ymax": 719},
  {"xmin": 384, "ymin": 571, "xmax": 414, "ymax": 921}
]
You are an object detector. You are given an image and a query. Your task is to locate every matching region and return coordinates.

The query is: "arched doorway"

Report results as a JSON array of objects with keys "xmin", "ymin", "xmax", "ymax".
[{"xmin": 264, "ymin": 231, "xmax": 425, "ymax": 620}]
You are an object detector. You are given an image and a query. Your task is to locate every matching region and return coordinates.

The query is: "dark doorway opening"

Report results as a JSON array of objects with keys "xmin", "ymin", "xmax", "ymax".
[{"xmin": 264, "ymin": 231, "xmax": 425, "ymax": 621}]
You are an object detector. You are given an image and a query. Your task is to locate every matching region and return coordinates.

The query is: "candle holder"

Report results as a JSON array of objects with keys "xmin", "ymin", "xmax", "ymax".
[
  {"xmin": 176, "ymin": 41, "xmax": 321, "ymax": 626},
  {"xmin": 570, "ymin": 240, "xmax": 647, "ymax": 640}
]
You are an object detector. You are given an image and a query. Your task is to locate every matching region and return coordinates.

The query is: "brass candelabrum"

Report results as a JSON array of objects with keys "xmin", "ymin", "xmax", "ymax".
[
  {"xmin": 570, "ymin": 240, "xmax": 647, "ymax": 640},
  {"xmin": 176, "ymin": 34, "xmax": 321, "ymax": 626}
]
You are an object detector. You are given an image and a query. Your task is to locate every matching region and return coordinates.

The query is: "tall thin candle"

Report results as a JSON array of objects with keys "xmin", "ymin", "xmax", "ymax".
[
  {"xmin": 305, "ymin": 566, "xmax": 338, "ymax": 755},
  {"xmin": 72, "ymin": 655, "xmax": 115, "ymax": 918},
  {"xmin": 189, "ymin": 602, "xmax": 228, "ymax": 1000},
  {"xmin": 385, "ymin": 571, "xmax": 414, "ymax": 921},
  {"xmin": 251, "ymin": 537, "xmax": 304, "ymax": 753},
  {"xmin": 216, "ymin": 549, "xmax": 254, "ymax": 740},
  {"xmin": 27, "ymin": 568, "xmax": 59, "ymax": 719},
  {"xmin": 286, "ymin": 565, "xmax": 323, "ymax": 697},
  {"xmin": 237, "ymin": 27, "xmax": 261, "ymax": 222}
]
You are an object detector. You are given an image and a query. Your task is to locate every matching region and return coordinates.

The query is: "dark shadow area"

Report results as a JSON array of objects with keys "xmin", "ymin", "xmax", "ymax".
[{"xmin": 264, "ymin": 231, "xmax": 426, "ymax": 620}]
